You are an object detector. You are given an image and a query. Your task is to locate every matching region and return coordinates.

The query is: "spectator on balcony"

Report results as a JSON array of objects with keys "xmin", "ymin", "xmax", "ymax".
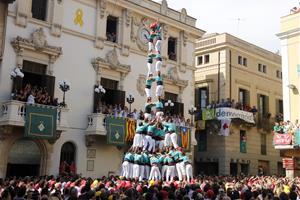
[
  {"xmin": 27, "ymin": 91, "xmax": 36, "ymax": 104},
  {"xmin": 231, "ymin": 99, "xmax": 236, "ymax": 108},
  {"xmin": 250, "ymin": 106, "xmax": 258, "ymax": 115},
  {"xmin": 130, "ymin": 109, "xmax": 139, "ymax": 120},
  {"xmin": 273, "ymin": 122, "xmax": 282, "ymax": 134}
]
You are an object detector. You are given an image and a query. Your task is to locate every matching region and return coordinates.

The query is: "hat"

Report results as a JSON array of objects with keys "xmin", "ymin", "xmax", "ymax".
[
  {"xmin": 150, "ymin": 22, "xmax": 158, "ymax": 29},
  {"xmin": 206, "ymin": 189, "xmax": 214, "ymax": 199}
]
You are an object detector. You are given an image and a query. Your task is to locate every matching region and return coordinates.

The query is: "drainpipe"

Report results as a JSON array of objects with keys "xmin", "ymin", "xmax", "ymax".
[
  {"xmin": 218, "ymin": 51, "xmax": 220, "ymax": 102},
  {"xmin": 229, "ymin": 50, "xmax": 232, "ymax": 99}
]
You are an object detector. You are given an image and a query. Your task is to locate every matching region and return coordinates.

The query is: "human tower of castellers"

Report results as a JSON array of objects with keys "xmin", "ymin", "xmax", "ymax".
[{"xmin": 121, "ymin": 20, "xmax": 193, "ymax": 183}]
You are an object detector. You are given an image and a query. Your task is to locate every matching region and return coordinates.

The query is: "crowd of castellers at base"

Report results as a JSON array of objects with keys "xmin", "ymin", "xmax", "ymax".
[{"xmin": 121, "ymin": 20, "xmax": 193, "ymax": 183}]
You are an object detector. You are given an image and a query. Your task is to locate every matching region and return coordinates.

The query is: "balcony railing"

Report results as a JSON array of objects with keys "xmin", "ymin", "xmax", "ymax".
[
  {"xmin": 0, "ymin": 100, "xmax": 69, "ymax": 131},
  {"xmin": 85, "ymin": 113, "xmax": 107, "ymax": 136}
]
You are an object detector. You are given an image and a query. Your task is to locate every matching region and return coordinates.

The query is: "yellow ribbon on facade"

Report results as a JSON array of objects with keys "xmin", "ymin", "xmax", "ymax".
[{"xmin": 74, "ymin": 9, "xmax": 84, "ymax": 27}]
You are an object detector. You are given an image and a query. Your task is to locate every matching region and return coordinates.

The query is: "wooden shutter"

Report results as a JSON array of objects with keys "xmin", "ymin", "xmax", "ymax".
[
  {"xmin": 114, "ymin": 89, "xmax": 125, "ymax": 108},
  {"xmin": 43, "ymin": 75, "xmax": 55, "ymax": 99},
  {"xmin": 195, "ymin": 88, "xmax": 200, "ymax": 108},
  {"xmin": 264, "ymin": 96, "xmax": 269, "ymax": 116}
]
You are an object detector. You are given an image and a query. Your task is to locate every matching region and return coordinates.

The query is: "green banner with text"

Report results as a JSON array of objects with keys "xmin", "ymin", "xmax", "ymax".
[
  {"xmin": 24, "ymin": 104, "xmax": 57, "ymax": 139},
  {"xmin": 106, "ymin": 117, "xmax": 126, "ymax": 146}
]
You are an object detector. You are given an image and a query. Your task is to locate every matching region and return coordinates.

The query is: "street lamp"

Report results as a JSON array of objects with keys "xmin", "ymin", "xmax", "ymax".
[
  {"xmin": 164, "ymin": 100, "xmax": 174, "ymax": 116},
  {"xmin": 126, "ymin": 93, "xmax": 135, "ymax": 114},
  {"xmin": 188, "ymin": 106, "xmax": 197, "ymax": 127},
  {"xmin": 95, "ymin": 84, "xmax": 106, "ymax": 113},
  {"xmin": 58, "ymin": 80, "xmax": 70, "ymax": 107}
]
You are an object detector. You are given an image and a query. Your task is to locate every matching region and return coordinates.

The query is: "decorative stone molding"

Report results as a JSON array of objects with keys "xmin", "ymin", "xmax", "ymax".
[
  {"xmin": 99, "ymin": 0, "xmax": 107, "ymax": 19},
  {"xmin": 92, "ymin": 47, "xmax": 131, "ymax": 84},
  {"xmin": 0, "ymin": 126, "xmax": 13, "ymax": 141},
  {"xmin": 182, "ymin": 31, "xmax": 188, "ymax": 47},
  {"xmin": 124, "ymin": 9, "xmax": 131, "ymax": 27},
  {"xmin": 130, "ymin": 17, "xmax": 140, "ymax": 42},
  {"xmin": 180, "ymin": 8, "xmax": 187, "ymax": 23},
  {"xmin": 160, "ymin": 0, "xmax": 168, "ymax": 15},
  {"xmin": 164, "ymin": 66, "xmax": 188, "ymax": 89},
  {"xmin": 11, "ymin": 28, "xmax": 63, "ymax": 74},
  {"xmin": 85, "ymin": 135, "xmax": 96, "ymax": 147},
  {"xmin": 136, "ymin": 75, "xmax": 146, "ymax": 97},
  {"xmin": 179, "ymin": 63, "xmax": 187, "ymax": 73},
  {"xmin": 162, "ymin": 24, "xmax": 168, "ymax": 40},
  {"xmin": 47, "ymin": 131, "xmax": 61, "ymax": 144},
  {"xmin": 15, "ymin": 0, "xmax": 31, "ymax": 27},
  {"xmin": 50, "ymin": 0, "xmax": 64, "ymax": 37}
]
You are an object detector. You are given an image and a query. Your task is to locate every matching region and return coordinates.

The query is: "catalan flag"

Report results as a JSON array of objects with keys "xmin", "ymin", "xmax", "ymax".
[
  {"xmin": 125, "ymin": 119, "xmax": 136, "ymax": 142},
  {"xmin": 177, "ymin": 126, "xmax": 191, "ymax": 151}
]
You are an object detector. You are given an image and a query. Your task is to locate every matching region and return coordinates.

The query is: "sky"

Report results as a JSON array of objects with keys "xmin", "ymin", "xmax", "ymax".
[{"xmin": 153, "ymin": 0, "xmax": 299, "ymax": 53}]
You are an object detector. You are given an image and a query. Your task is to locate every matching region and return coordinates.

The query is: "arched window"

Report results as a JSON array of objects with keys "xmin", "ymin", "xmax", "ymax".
[
  {"xmin": 60, "ymin": 142, "xmax": 76, "ymax": 174},
  {"xmin": 60, "ymin": 142, "xmax": 75, "ymax": 165}
]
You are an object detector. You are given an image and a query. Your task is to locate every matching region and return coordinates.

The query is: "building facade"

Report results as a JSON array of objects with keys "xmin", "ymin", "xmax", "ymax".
[
  {"xmin": 276, "ymin": 9, "xmax": 300, "ymax": 177},
  {"xmin": 0, "ymin": 0, "xmax": 204, "ymax": 178},
  {"xmin": 194, "ymin": 33, "xmax": 283, "ymax": 175}
]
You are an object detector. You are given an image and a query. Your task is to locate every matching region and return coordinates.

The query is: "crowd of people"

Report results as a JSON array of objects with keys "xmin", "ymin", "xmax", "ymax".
[
  {"xmin": 11, "ymin": 84, "xmax": 59, "ymax": 106},
  {"xmin": 96, "ymin": 102, "xmax": 190, "ymax": 127},
  {"xmin": 2, "ymin": 175, "xmax": 300, "ymax": 200},
  {"xmin": 205, "ymin": 98, "xmax": 258, "ymax": 114},
  {"xmin": 273, "ymin": 120, "xmax": 300, "ymax": 134}
]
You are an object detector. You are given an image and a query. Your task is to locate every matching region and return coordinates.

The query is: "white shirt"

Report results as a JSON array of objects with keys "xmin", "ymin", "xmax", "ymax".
[{"xmin": 27, "ymin": 94, "xmax": 35, "ymax": 104}]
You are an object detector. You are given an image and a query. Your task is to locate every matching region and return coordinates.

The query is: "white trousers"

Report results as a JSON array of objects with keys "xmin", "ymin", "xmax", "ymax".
[
  {"xmin": 156, "ymin": 85, "xmax": 164, "ymax": 97},
  {"xmin": 155, "ymin": 39, "xmax": 162, "ymax": 53},
  {"xmin": 128, "ymin": 163, "xmax": 133, "ymax": 178},
  {"xmin": 164, "ymin": 132, "xmax": 171, "ymax": 147},
  {"xmin": 133, "ymin": 133, "xmax": 143, "ymax": 147},
  {"xmin": 180, "ymin": 161, "xmax": 187, "ymax": 176},
  {"xmin": 139, "ymin": 165, "xmax": 145, "ymax": 181},
  {"xmin": 149, "ymin": 165, "xmax": 161, "ymax": 180},
  {"xmin": 147, "ymin": 62, "xmax": 154, "ymax": 76},
  {"xmin": 148, "ymin": 42, "xmax": 154, "ymax": 52},
  {"xmin": 170, "ymin": 132, "xmax": 179, "ymax": 148},
  {"xmin": 145, "ymin": 165, "xmax": 150, "ymax": 179},
  {"xmin": 132, "ymin": 164, "xmax": 140, "ymax": 179},
  {"xmin": 166, "ymin": 165, "xmax": 176, "ymax": 182},
  {"xmin": 155, "ymin": 140, "xmax": 164, "ymax": 151},
  {"xmin": 176, "ymin": 163, "xmax": 183, "ymax": 181},
  {"xmin": 155, "ymin": 60, "xmax": 162, "ymax": 72},
  {"xmin": 122, "ymin": 161, "xmax": 130, "ymax": 178},
  {"xmin": 186, "ymin": 164, "xmax": 193, "ymax": 182},
  {"xmin": 145, "ymin": 88, "xmax": 152, "ymax": 99},
  {"xmin": 143, "ymin": 135, "xmax": 155, "ymax": 152},
  {"xmin": 161, "ymin": 165, "xmax": 168, "ymax": 180}
]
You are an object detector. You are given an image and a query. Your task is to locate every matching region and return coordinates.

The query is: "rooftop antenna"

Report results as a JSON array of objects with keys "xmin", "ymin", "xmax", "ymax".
[{"xmin": 230, "ymin": 18, "xmax": 246, "ymax": 35}]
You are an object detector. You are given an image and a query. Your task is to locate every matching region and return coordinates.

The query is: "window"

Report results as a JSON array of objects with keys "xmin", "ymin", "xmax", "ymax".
[
  {"xmin": 257, "ymin": 94, "xmax": 269, "ymax": 117},
  {"xmin": 168, "ymin": 37, "xmax": 177, "ymax": 61},
  {"xmin": 239, "ymin": 88, "xmax": 250, "ymax": 106},
  {"xmin": 31, "ymin": 0, "xmax": 48, "ymax": 21},
  {"xmin": 199, "ymin": 87, "xmax": 209, "ymax": 109},
  {"xmin": 197, "ymin": 56, "xmax": 203, "ymax": 65},
  {"xmin": 262, "ymin": 65, "xmax": 267, "ymax": 73},
  {"xmin": 276, "ymin": 70, "xmax": 282, "ymax": 79},
  {"xmin": 238, "ymin": 56, "xmax": 242, "ymax": 65},
  {"xmin": 99, "ymin": 78, "xmax": 125, "ymax": 108},
  {"xmin": 276, "ymin": 99, "xmax": 283, "ymax": 114},
  {"xmin": 106, "ymin": 16, "xmax": 118, "ymax": 43},
  {"xmin": 261, "ymin": 134, "xmax": 267, "ymax": 155},
  {"xmin": 240, "ymin": 130, "xmax": 247, "ymax": 153},
  {"xmin": 258, "ymin": 64, "xmax": 262, "ymax": 72},
  {"xmin": 197, "ymin": 131, "xmax": 207, "ymax": 152},
  {"xmin": 204, "ymin": 54, "xmax": 210, "ymax": 64},
  {"xmin": 243, "ymin": 58, "xmax": 247, "ymax": 66},
  {"xmin": 60, "ymin": 142, "xmax": 76, "ymax": 174}
]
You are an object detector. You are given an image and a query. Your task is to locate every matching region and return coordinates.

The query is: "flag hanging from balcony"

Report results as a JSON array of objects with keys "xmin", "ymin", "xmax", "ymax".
[
  {"xmin": 106, "ymin": 116, "xmax": 126, "ymax": 146},
  {"xmin": 24, "ymin": 104, "xmax": 57, "ymax": 139},
  {"xmin": 220, "ymin": 119, "xmax": 231, "ymax": 136},
  {"xmin": 125, "ymin": 119, "xmax": 136, "ymax": 142},
  {"xmin": 177, "ymin": 126, "xmax": 191, "ymax": 151},
  {"xmin": 202, "ymin": 109, "xmax": 216, "ymax": 120}
]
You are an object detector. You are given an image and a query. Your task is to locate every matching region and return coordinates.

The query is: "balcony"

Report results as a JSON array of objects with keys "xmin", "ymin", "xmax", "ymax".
[
  {"xmin": 0, "ymin": 100, "xmax": 69, "ymax": 131},
  {"xmin": 273, "ymin": 132, "xmax": 300, "ymax": 149},
  {"xmin": 85, "ymin": 113, "xmax": 106, "ymax": 136}
]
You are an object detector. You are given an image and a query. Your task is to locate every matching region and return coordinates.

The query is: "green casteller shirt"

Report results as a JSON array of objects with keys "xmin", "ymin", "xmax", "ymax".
[
  {"xmin": 156, "ymin": 101, "xmax": 164, "ymax": 110},
  {"xmin": 124, "ymin": 152, "xmax": 134, "ymax": 162},
  {"xmin": 273, "ymin": 125, "xmax": 281, "ymax": 133},
  {"xmin": 145, "ymin": 78, "xmax": 155, "ymax": 89},
  {"xmin": 147, "ymin": 125, "xmax": 156, "ymax": 134},
  {"xmin": 145, "ymin": 103, "xmax": 154, "ymax": 114}
]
